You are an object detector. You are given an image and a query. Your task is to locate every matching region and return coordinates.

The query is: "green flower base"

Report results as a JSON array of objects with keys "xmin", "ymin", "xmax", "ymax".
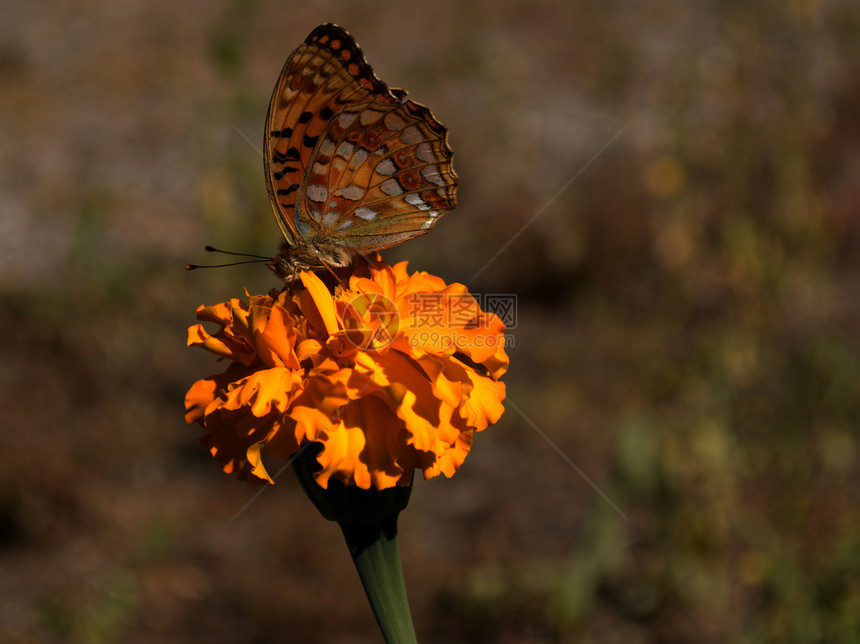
[{"xmin": 293, "ymin": 444, "xmax": 417, "ymax": 644}]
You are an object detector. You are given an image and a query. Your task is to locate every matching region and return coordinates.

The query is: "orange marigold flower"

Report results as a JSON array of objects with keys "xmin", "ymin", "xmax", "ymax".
[{"xmin": 185, "ymin": 257, "xmax": 508, "ymax": 490}]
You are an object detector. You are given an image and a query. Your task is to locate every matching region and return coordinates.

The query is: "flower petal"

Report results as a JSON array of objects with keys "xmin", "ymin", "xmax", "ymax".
[
  {"xmin": 301, "ymin": 271, "xmax": 340, "ymax": 336},
  {"xmin": 313, "ymin": 396, "xmax": 410, "ymax": 490},
  {"xmin": 460, "ymin": 369, "xmax": 506, "ymax": 431},
  {"xmin": 251, "ymin": 303, "xmax": 301, "ymax": 369},
  {"xmin": 185, "ymin": 255, "xmax": 508, "ymax": 490}
]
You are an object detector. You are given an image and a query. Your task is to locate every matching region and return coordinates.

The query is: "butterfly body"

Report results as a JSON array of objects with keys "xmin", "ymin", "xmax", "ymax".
[{"xmin": 264, "ymin": 24, "xmax": 458, "ymax": 283}]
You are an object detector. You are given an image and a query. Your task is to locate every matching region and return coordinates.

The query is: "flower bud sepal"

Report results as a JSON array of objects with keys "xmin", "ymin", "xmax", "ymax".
[{"xmin": 293, "ymin": 443, "xmax": 416, "ymax": 644}]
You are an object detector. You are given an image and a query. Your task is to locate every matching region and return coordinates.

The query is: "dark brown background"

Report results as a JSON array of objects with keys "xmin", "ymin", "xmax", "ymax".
[{"xmin": 2, "ymin": 1, "xmax": 859, "ymax": 642}]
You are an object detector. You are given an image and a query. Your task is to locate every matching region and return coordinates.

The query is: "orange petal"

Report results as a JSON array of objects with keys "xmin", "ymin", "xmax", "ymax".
[
  {"xmin": 460, "ymin": 373, "xmax": 506, "ymax": 431},
  {"xmin": 289, "ymin": 368, "xmax": 352, "ymax": 443},
  {"xmin": 244, "ymin": 442, "xmax": 273, "ymax": 484},
  {"xmin": 230, "ymin": 368, "xmax": 301, "ymax": 418},
  {"xmin": 199, "ymin": 406, "xmax": 276, "ymax": 484},
  {"xmin": 185, "ymin": 377, "xmax": 219, "ymax": 424},
  {"xmin": 296, "ymin": 338, "xmax": 323, "ymax": 362},
  {"xmin": 313, "ymin": 396, "xmax": 407, "ymax": 490},
  {"xmin": 185, "ymin": 366, "xmax": 250, "ymax": 424},
  {"xmin": 252, "ymin": 304, "xmax": 301, "ymax": 369},
  {"xmin": 301, "ymin": 271, "xmax": 340, "ymax": 336}
]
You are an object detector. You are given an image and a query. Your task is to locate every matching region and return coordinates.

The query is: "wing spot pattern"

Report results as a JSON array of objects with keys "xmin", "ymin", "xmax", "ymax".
[
  {"xmin": 331, "ymin": 157, "xmax": 348, "ymax": 175},
  {"xmin": 376, "ymin": 158, "xmax": 396, "ymax": 176},
  {"xmin": 400, "ymin": 126, "xmax": 422, "ymax": 145},
  {"xmin": 415, "ymin": 142, "xmax": 435, "ymax": 163},
  {"xmin": 360, "ymin": 109, "xmax": 385, "ymax": 125},
  {"xmin": 321, "ymin": 207, "xmax": 340, "ymax": 228},
  {"xmin": 338, "ymin": 112, "xmax": 357, "ymax": 129},
  {"xmin": 392, "ymin": 150, "xmax": 411, "ymax": 168},
  {"xmin": 334, "ymin": 185, "xmax": 364, "ymax": 200},
  {"xmin": 398, "ymin": 170, "xmax": 419, "ymax": 190},
  {"xmin": 319, "ymin": 137, "xmax": 336, "ymax": 156},
  {"xmin": 420, "ymin": 212, "xmax": 441, "ymax": 229},
  {"xmin": 380, "ymin": 178, "xmax": 404, "ymax": 196},
  {"xmin": 384, "ymin": 112, "xmax": 406, "ymax": 131},
  {"xmin": 336, "ymin": 141, "xmax": 355, "ymax": 159},
  {"xmin": 421, "ymin": 165, "xmax": 445, "ymax": 186},
  {"xmin": 296, "ymin": 215, "xmax": 314, "ymax": 236},
  {"xmin": 355, "ymin": 206, "xmax": 377, "ymax": 220},
  {"xmin": 349, "ymin": 147, "xmax": 369, "ymax": 170},
  {"xmin": 406, "ymin": 193, "xmax": 432, "ymax": 211},
  {"xmin": 307, "ymin": 184, "xmax": 328, "ymax": 202}
]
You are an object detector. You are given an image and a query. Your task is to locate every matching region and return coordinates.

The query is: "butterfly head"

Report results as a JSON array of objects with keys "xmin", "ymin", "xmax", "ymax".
[{"xmin": 268, "ymin": 240, "xmax": 356, "ymax": 284}]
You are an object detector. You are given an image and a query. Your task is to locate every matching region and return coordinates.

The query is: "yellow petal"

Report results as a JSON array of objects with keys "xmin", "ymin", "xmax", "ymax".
[
  {"xmin": 461, "ymin": 374, "xmax": 506, "ymax": 431},
  {"xmin": 301, "ymin": 271, "xmax": 340, "ymax": 336}
]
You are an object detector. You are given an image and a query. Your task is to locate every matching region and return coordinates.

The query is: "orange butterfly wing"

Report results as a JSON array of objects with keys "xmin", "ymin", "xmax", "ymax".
[{"xmin": 264, "ymin": 24, "xmax": 457, "ymax": 262}]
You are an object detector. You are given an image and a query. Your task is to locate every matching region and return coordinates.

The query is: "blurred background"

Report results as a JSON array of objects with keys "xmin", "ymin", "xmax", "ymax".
[{"xmin": 1, "ymin": 1, "xmax": 859, "ymax": 642}]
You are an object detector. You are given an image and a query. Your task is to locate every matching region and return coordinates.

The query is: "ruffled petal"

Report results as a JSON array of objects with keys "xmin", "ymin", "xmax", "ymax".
[
  {"xmin": 185, "ymin": 255, "xmax": 507, "ymax": 490},
  {"xmin": 301, "ymin": 271, "xmax": 340, "ymax": 336},
  {"xmin": 460, "ymin": 370, "xmax": 507, "ymax": 431}
]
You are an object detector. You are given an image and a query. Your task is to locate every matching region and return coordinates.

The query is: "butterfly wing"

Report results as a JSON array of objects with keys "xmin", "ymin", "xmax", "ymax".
[
  {"xmin": 300, "ymin": 95, "xmax": 458, "ymax": 254},
  {"xmin": 264, "ymin": 24, "xmax": 457, "ymax": 258},
  {"xmin": 265, "ymin": 24, "xmax": 391, "ymax": 246}
]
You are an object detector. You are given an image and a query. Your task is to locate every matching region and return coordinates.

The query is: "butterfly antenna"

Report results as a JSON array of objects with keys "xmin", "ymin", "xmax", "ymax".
[
  {"xmin": 185, "ymin": 246, "xmax": 273, "ymax": 271},
  {"xmin": 186, "ymin": 259, "xmax": 270, "ymax": 270},
  {"xmin": 203, "ymin": 245, "xmax": 271, "ymax": 260}
]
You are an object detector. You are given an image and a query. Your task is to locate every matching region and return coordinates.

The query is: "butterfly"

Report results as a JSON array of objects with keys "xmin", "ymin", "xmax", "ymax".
[{"xmin": 264, "ymin": 23, "xmax": 458, "ymax": 282}]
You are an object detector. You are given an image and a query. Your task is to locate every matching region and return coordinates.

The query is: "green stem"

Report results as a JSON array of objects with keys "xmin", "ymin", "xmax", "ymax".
[
  {"xmin": 339, "ymin": 516, "xmax": 417, "ymax": 644},
  {"xmin": 291, "ymin": 445, "xmax": 416, "ymax": 642}
]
